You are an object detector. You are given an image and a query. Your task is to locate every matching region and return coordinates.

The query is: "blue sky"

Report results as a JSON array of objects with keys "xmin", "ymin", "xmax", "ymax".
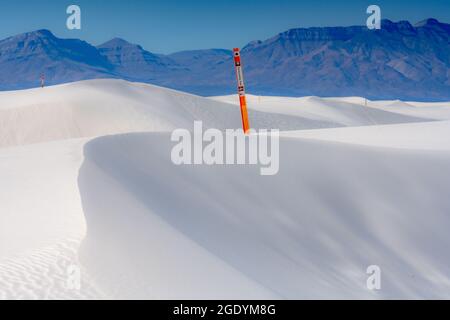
[{"xmin": 0, "ymin": 0, "xmax": 449, "ymax": 53}]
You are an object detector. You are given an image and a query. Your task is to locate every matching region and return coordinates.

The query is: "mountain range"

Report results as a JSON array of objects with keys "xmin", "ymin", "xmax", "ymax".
[{"xmin": 0, "ymin": 18, "xmax": 449, "ymax": 100}]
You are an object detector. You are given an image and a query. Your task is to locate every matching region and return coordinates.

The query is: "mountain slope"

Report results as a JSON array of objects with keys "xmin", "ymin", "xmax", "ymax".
[
  {"xmin": 0, "ymin": 30, "xmax": 113, "ymax": 90},
  {"xmin": 0, "ymin": 19, "xmax": 449, "ymax": 100},
  {"xmin": 147, "ymin": 18, "xmax": 449, "ymax": 99},
  {"xmin": 191, "ymin": 19, "xmax": 450, "ymax": 100},
  {"xmin": 97, "ymin": 38, "xmax": 179, "ymax": 80}
]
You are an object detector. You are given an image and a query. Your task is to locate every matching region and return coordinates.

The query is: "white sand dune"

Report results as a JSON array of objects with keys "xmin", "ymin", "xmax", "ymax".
[
  {"xmin": 78, "ymin": 133, "xmax": 450, "ymax": 299},
  {"xmin": 282, "ymin": 120, "xmax": 450, "ymax": 151},
  {"xmin": 0, "ymin": 79, "xmax": 339, "ymax": 149},
  {"xmin": 1, "ymin": 79, "xmax": 449, "ymax": 299},
  {"xmin": 212, "ymin": 94, "xmax": 431, "ymax": 126},
  {"xmin": 368, "ymin": 100, "xmax": 450, "ymax": 120},
  {"xmin": 0, "ymin": 139, "xmax": 104, "ymax": 299}
]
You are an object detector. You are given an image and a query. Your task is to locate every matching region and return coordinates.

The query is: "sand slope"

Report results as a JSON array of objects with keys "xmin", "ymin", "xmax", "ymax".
[
  {"xmin": 1, "ymin": 79, "xmax": 449, "ymax": 299},
  {"xmin": 77, "ymin": 133, "xmax": 450, "ymax": 299}
]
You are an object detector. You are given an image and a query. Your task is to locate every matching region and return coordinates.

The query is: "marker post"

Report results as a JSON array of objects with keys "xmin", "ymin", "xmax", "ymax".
[{"xmin": 233, "ymin": 48, "xmax": 251, "ymax": 134}]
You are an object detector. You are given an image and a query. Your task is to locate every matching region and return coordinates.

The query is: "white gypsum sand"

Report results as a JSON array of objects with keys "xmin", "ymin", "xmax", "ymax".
[{"xmin": 0, "ymin": 79, "xmax": 449, "ymax": 299}]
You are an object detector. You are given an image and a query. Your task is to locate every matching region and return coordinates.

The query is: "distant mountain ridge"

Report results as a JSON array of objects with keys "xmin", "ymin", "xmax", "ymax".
[
  {"xmin": 0, "ymin": 29, "xmax": 114, "ymax": 90},
  {"xmin": 96, "ymin": 38, "xmax": 181, "ymax": 80},
  {"xmin": 0, "ymin": 18, "xmax": 449, "ymax": 101}
]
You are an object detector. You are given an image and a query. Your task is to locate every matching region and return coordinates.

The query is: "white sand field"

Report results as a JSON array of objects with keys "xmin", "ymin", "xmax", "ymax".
[{"xmin": 1, "ymin": 79, "xmax": 449, "ymax": 299}]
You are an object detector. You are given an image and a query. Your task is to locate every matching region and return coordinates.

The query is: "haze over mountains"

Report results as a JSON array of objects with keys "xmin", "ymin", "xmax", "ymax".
[{"xmin": 0, "ymin": 18, "xmax": 449, "ymax": 100}]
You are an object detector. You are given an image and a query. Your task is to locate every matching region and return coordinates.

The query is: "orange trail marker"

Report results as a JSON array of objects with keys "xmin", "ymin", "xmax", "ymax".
[{"xmin": 233, "ymin": 48, "xmax": 251, "ymax": 134}]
